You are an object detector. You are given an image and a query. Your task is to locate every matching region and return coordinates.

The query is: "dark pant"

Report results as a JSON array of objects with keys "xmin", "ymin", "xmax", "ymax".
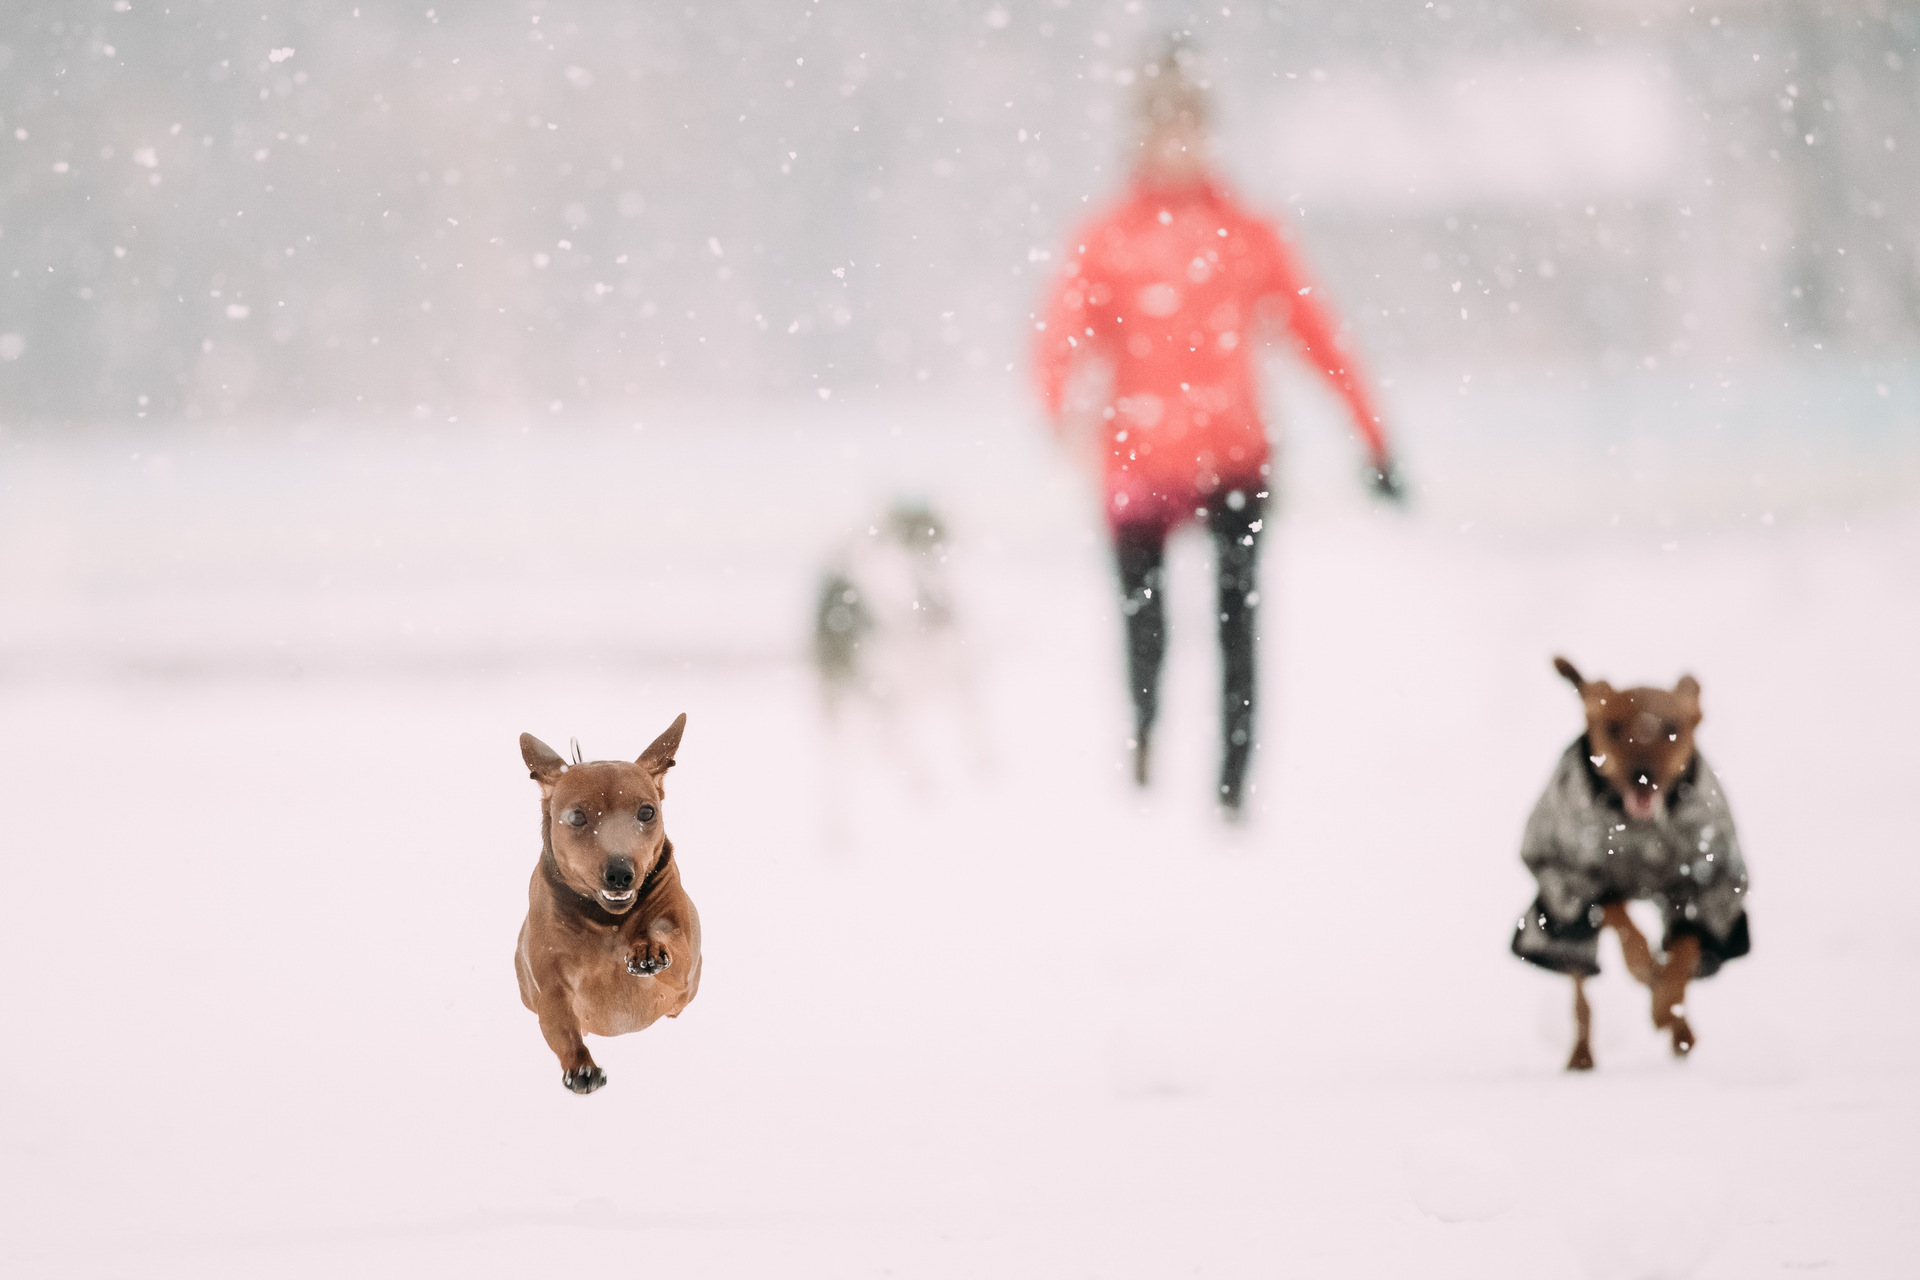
[{"xmin": 1114, "ymin": 490, "xmax": 1265, "ymax": 801}]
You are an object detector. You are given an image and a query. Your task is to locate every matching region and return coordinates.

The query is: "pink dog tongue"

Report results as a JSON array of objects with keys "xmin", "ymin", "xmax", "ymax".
[{"xmin": 1625, "ymin": 790, "xmax": 1657, "ymax": 820}]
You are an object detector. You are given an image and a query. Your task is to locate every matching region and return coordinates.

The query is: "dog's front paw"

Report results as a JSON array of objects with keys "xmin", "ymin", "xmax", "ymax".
[
  {"xmin": 627, "ymin": 944, "xmax": 672, "ymax": 977},
  {"xmin": 562, "ymin": 1065, "xmax": 607, "ymax": 1094}
]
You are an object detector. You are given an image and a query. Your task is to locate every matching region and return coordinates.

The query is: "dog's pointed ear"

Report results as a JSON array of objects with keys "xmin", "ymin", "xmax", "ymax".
[
  {"xmin": 1676, "ymin": 674, "xmax": 1702, "ymax": 724},
  {"xmin": 521, "ymin": 733, "xmax": 567, "ymax": 798},
  {"xmin": 1553, "ymin": 656, "xmax": 1586, "ymax": 692},
  {"xmin": 638, "ymin": 713, "xmax": 686, "ymax": 779}
]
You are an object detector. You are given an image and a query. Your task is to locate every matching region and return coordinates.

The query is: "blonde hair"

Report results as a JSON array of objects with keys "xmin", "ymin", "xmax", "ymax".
[{"xmin": 1133, "ymin": 37, "xmax": 1209, "ymax": 135}]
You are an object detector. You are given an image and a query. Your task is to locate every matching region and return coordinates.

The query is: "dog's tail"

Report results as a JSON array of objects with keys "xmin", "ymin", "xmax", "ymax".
[{"xmin": 1552, "ymin": 656, "xmax": 1586, "ymax": 691}]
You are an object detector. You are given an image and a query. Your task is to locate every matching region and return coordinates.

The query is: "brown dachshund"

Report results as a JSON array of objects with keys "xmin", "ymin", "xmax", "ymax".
[{"xmin": 514, "ymin": 716, "xmax": 702, "ymax": 1093}]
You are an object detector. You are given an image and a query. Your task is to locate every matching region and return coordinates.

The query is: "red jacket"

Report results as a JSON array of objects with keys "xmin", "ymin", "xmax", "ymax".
[{"xmin": 1035, "ymin": 176, "xmax": 1388, "ymax": 527}]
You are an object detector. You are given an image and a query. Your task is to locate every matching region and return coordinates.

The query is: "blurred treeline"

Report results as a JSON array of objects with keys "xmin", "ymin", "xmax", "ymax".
[{"xmin": 0, "ymin": 0, "xmax": 1915, "ymax": 424}]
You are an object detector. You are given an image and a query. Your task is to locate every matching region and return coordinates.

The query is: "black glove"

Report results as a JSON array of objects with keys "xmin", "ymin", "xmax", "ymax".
[{"xmin": 1366, "ymin": 457, "xmax": 1407, "ymax": 504}]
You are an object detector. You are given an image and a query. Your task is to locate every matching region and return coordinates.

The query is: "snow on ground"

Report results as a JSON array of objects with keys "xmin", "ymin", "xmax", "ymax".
[{"xmin": 1, "ymin": 379, "xmax": 1917, "ymax": 1276}]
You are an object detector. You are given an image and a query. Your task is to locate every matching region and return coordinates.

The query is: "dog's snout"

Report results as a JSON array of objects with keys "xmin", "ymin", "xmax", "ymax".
[{"xmin": 603, "ymin": 857, "xmax": 636, "ymax": 892}]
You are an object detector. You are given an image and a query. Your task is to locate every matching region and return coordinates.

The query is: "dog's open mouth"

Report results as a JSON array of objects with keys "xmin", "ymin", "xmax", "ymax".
[
  {"xmin": 1622, "ymin": 786, "xmax": 1661, "ymax": 822},
  {"xmin": 598, "ymin": 889, "xmax": 637, "ymax": 909}
]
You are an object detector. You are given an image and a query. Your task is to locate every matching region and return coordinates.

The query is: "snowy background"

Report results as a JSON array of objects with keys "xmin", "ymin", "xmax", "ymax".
[{"xmin": 4, "ymin": 2, "xmax": 1920, "ymax": 1277}]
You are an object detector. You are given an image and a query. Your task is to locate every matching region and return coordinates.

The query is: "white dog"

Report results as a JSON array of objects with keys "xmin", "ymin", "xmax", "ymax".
[{"xmin": 812, "ymin": 501, "xmax": 988, "ymax": 838}]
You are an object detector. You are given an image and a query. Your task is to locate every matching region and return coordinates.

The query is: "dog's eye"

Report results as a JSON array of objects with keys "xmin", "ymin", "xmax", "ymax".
[
  {"xmin": 1662, "ymin": 722, "xmax": 1679, "ymax": 741},
  {"xmin": 638, "ymin": 804, "xmax": 657, "ymax": 823},
  {"xmin": 1604, "ymin": 721, "xmax": 1625, "ymax": 738},
  {"xmin": 562, "ymin": 808, "xmax": 588, "ymax": 829}
]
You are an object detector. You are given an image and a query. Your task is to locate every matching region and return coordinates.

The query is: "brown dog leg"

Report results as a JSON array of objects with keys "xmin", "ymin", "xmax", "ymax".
[
  {"xmin": 536, "ymin": 1000, "xmax": 605, "ymax": 1093},
  {"xmin": 628, "ymin": 913, "xmax": 685, "ymax": 980},
  {"xmin": 1567, "ymin": 975, "xmax": 1594, "ymax": 1071},
  {"xmin": 1601, "ymin": 902, "xmax": 1658, "ymax": 986},
  {"xmin": 1651, "ymin": 935, "xmax": 1700, "ymax": 1056}
]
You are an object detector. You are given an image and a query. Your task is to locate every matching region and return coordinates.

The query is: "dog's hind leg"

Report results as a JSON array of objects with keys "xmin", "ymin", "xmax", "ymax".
[
  {"xmin": 1601, "ymin": 902, "xmax": 1658, "ymax": 986},
  {"xmin": 818, "ymin": 686, "xmax": 855, "ymax": 855},
  {"xmin": 1651, "ymin": 934, "xmax": 1700, "ymax": 1057},
  {"xmin": 874, "ymin": 692, "xmax": 933, "ymax": 798},
  {"xmin": 1567, "ymin": 975, "xmax": 1595, "ymax": 1071},
  {"xmin": 957, "ymin": 659, "xmax": 996, "ymax": 778}
]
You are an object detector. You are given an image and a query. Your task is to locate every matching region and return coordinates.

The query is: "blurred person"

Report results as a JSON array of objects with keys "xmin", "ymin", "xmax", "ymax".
[{"xmin": 1033, "ymin": 40, "xmax": 1403, "ymax": 818}]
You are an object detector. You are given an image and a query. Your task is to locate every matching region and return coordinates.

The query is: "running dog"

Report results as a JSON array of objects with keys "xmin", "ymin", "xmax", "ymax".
[
  {"xmin": 812, "ymin": 500, "xmax": 986, "ymax": 805},
  {"xmin": 514, "ymin": 716, "xmax": 701, "ymax": 1093},
  {"xmin": 1511, "ymin": 658, "xmax": 1751, "ymax": 1070},
  {"xmin": 813, "ymin": 500, "xmax": 958, "ymax": 713}
]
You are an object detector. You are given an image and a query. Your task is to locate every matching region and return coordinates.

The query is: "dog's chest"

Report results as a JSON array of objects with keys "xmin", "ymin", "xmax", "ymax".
[
  {"xmin": 1557, "ymin": 763, "xmax": 1732, "ymax": 900},
  {"xmin": 569, "ymin": 933, "xmax": 673, "ymax": 1038},
  {"xmin": 1599, "ymin": 824, "xmax": 1675, "ymax": 882}
]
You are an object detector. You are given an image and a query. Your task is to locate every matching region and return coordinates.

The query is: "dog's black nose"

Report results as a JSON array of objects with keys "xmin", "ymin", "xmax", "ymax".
[{"xmin": 603, "ymin": 857, "xmax": 636, "ymax": 892}]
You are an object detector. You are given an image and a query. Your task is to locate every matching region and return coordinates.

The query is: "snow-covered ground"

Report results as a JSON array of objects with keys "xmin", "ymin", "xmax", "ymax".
[{"xmin": 2, "ymin": 378, "xmax": 1917, "ymax": 1277}]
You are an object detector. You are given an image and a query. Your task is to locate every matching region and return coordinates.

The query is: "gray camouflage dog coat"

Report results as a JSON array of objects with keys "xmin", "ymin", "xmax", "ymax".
[{"xmin": 1511, "ymin": 737, "xmax": 1751, "ymax": 977}]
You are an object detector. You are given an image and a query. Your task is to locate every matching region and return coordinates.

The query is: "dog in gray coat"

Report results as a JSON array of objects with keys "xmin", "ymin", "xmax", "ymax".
[{"xmin": 1512, "ymin": 658, "xmax": 1751, "ymax": 1070}]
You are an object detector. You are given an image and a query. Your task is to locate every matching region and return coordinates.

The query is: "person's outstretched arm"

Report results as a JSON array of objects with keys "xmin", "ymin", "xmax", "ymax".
[
  {"xmin": 1263, "ymin": 228, "xmax": 1403, "ymax": 499},
  {"xmin": 1032, "ymin": 246, "xmax": 1121, "ymax": 485},
  {"xmin": 1033, "ymin": 250, "xmax": 1098, "ymax": 428}
]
